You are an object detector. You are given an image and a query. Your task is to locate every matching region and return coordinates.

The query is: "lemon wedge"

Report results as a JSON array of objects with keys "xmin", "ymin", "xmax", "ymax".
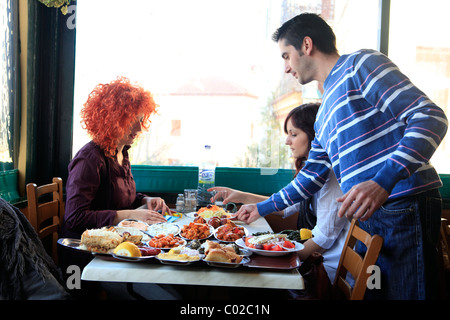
[
  {"xmin": 300, "ymin": 228, "xmax": 312, "ymax": 240},
  {"xmin": 113, "ymin": 241, "xmax": 142, "ymax": 257}
]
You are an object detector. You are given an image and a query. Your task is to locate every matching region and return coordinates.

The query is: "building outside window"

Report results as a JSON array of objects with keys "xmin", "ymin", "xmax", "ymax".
[{"xmin": 73, "ymin": 0, "xmax": 450, "ymax": 173}]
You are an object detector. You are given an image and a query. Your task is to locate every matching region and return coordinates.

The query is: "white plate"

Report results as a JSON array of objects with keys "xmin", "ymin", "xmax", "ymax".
[
  {"xmin": 148, "ymin": 236, "xmax": 186, "ymax": 249},
  {"xmin": 146, "ymin": 222, "xmax": 180, "ymax": 237},
  {"xmin": 57, "ymin": 238, "xmax": 113, "ymax": 256},
  {"xmin": 186, "ymin": 211, "xmax": 231, "ymax": 219},
  {"xmin": 186, "ymin": 211, "xmax": 245, "ymax": 225},
  {"xmin": 203, "ymin": 256, "xmax": 250, "ymax": 268},
  {"xmin": 117, "ymin": 219, "xmax": 149, "ymax": 231},
  {"xmin": 235, "ymin": 238, "xmax": 304, "ymax": 257},
  {"xmin": 114, "ymin": 226, "xmax": 150, "ymax": 242},
  {"xmin": 155, "ymin": 249, "xmax": 202, "ymax": 265},
  {"xmin": 214, "ymin": 225, "xmax": 248, "ymax": 243},
  {"xmin": 185, "ymin": 212, "xmax": 198, "ymax": 219},
  {"xmin": 112, "ymin": 253, "xmax": 157, "ymax": 262},
  {"xmin": 179, "ymin": 223, "xmax": 214, "ymax": 240},
  {"xmin": 155, "ymin": 257, "xmax": 201, "ymax": 265}
]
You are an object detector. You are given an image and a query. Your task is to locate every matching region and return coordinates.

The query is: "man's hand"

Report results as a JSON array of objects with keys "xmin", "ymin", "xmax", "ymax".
[
  {"xmin": 336, "ymin": 180, "xmax": 389, "ymax": 221},
  {"xmin": 232, "ymin": 204, "xmax": 261, "ymax": 224}
]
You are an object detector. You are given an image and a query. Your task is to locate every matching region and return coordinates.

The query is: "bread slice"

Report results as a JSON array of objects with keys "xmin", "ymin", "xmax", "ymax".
[{"xmin": 204, "ymin": 246, "xmax": 243, "ymax": 263}]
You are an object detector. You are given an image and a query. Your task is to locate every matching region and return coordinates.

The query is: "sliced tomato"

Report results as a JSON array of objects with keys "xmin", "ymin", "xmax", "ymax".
[
  {"xmin": 272, "ymin": 245, "xmax": 284, "ymax": 251},
  {"xmin": 263, "ymin": 243, "xmax": 274, "ymax": 251},
  {"xmin": 283, "ymin": 240, "xmax": 295, "ymax": 249}
]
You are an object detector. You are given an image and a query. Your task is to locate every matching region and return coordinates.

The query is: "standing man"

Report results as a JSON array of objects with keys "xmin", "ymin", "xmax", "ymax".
[{"xmin": 235, "ymin": 13, "xmax": 447, "ymax": 299}]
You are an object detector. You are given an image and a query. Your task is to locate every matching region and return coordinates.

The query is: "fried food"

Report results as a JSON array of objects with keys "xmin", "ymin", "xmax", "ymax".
[
  {"xmin": 215, "ymin": 221, "xmax": 246, "ymax": 242},
  {"xmin": 180, "ymin": 222, "xmax": 211, "ymax": 240},
  {"xmin": 80, "ymin": 227, "xmax": 123, "ymax": 253},
  {"xmin": 148, "ymin": 233, "xmax": 185, "ymax": 248},
  {"xmin": 203, "ymin": 240, "xmax": 243, "ymax": 263}
]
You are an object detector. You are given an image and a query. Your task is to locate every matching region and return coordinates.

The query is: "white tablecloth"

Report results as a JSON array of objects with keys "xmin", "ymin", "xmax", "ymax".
[{"xmin": 81, "ymin": 214, "xmax": 304, "ymax": 290}]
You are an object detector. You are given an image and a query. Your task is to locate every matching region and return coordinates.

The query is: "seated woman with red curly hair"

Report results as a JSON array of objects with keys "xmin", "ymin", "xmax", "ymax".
[{"xmin": 62, "ymin": 77, "xmax": 169, "ymax": 239}]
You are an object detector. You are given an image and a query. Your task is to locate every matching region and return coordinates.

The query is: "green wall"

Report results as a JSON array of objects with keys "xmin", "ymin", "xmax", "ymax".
[
  {"xmin": 132, "ymin": 165, "xmax": 296, "ymax": 196},
  {"xmin": 132, "ymin": 166, "xmax": 450, "ymax": 208}
]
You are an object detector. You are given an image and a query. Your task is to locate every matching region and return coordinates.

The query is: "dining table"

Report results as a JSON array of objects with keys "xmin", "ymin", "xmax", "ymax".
[{"xmin": 79, "ymin": 210, "xmax": 305, "ymax": 296}]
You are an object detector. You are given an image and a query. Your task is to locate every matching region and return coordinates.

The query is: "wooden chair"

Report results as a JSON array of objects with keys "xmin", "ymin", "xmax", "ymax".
[
  {"xmin": 440, "ymin": 218, "xmax": 450, "ymax": 269},
  {"xmin": 332, "ymin": 219, "xmax": 383, "ymax": 300},
  {"xmin": 438, "ymin": 218, "xmax": 450, "ymax": 297},
  {"xmin": 26, "ymin": 177, "xmax": 65, "ymax": 264}
]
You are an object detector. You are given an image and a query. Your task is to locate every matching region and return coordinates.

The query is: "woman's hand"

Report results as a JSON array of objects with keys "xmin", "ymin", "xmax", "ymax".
[
  {"xmin": 208, "ymin": 187, "xmax": 241, "ymax": 204},
  {"xmin": 208, "ymin": 187, "xmax": 268, "ymax": 205},
  {"xmin": 144, "ymin": 197, "xmax": 171, "ymax": 215},
  {"xmin": 232, "ymin": 204, "xmax": 261, "ymax": 224},
  {"xmin": 114, "ymin": 209, "xmax": 167, "ymax": 225}
]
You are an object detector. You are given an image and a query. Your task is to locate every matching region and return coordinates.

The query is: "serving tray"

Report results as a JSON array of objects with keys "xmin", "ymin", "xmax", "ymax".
[{"xmin": 244, "ymin": 253, "xmax": 300, "ymax": 270}]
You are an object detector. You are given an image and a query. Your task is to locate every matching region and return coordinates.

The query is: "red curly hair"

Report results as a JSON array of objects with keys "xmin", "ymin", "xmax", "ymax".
[{"xmin": 80, "ymin": 77, "xmax": 158, "ymax": 157}]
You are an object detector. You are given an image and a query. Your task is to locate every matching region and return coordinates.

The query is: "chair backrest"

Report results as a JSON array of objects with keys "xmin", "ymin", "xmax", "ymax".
[
  {"xmin": 332, "ymin": 218, "xmax": 383, "ymax": 300},
  {"xmin": 440, "ymin": 218, "xmax": 450, "ymax": 270},
  {"xmin": 26, "ymin": 177, "xmax": 65, "ymax": 264}
]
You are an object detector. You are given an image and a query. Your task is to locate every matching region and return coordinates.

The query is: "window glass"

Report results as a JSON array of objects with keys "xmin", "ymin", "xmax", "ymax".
[
  {"xmin": 0, "ymin": 0, "xmax": 16, "ymax": 167},
  {"xmin": 389, "ymin": 0, "xmax": 450, "ymax": 173},
  {"xmin": 73, "ymin": 0, "xmax": 380, "ymax": 169}
]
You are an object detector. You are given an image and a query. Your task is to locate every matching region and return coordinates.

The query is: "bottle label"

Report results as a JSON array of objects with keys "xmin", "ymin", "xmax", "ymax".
[{"xmin": 199, "ymin": 169, "xmax": 215, "ymax": 183}]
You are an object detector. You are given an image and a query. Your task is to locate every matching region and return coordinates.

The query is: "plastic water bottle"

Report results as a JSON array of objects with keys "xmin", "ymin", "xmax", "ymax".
[
  {"xmin": 197, "ymin": 145, "xmax": 215, "ymax": 207},
  {"xmin": 176, "ymin": 194, "xmax": 185, "ymax": 213}
]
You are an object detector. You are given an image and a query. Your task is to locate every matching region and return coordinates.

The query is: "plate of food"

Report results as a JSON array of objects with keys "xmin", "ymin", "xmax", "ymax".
[
  {"xmin": 57, "ymin": 238, "xmax": 105, "ymax": 255},
  {"xmin": 114, "ymin": 226, "xmax": 149, "ymax": 243},
  {"xmin": 148, "ymin": 233, "xmax": 186, "ymax": 249},
  {"xmin": 180, "ymin": 222, "xmax": 214, "ymax": 240},
  {"xmin": 214, "ymin": 222, "xmax": 248, "ymax": 243},
  {"xmin": 58, "ymin": 225, "xmax": 158, "ymax": 257},
  {"xmin": 155, "ymin": 247, "xmax": 202, "ymax": 265},
  {"xmin": 117, "ymin": 219, "xmax": 149, "ymax": 231},
  {"xmin": 186, "ymin": 204, "xmax": 231, "ymax": 220},
  {"xmin": 146, "ymin": 222, "xmax": 180, "ymax": 237},
  {"xmin": 203, "ymin": 256, "xmax": 250, "ymax": 268},
  {"xmin": 74, "ymin": 226, "xmax": 126, "ymax": 255},
  {"xmin": 235, "ymin": 233, "xmax": 304, "ymax": 257},
  {"xmin": 112, "ymin": 242, "xmax": 161, "ymax": 262},
  {"xmin": 202, "ymin": 240, "xmax": 250, "ymax": 268}
]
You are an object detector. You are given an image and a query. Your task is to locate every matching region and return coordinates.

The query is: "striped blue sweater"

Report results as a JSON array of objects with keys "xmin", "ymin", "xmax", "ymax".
[{"xmin": 257, "ymin": 49, "xmax": 448, "ymax": 216}]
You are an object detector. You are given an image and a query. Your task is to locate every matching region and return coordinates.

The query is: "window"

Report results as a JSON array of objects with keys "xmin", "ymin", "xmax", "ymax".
[
  {"xmin": 389, "ymin": 0, "xmax": 450, "ymax": 173},
  {"xmin": 171, "ymin": 120, "xmax": 181, "ymax": 137},
  {"xmin": 0, "ymin": 0, "xmax": 19, "ymax": 170},
  {"xmin": 73, "ymin": 0, "xmax": 381, "ymax": 169}
]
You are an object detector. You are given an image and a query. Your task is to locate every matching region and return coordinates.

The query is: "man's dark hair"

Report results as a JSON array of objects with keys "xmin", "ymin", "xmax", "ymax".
[{"xmin": 272, "ymin": 13, "xmax": 338, "ymax": 55}]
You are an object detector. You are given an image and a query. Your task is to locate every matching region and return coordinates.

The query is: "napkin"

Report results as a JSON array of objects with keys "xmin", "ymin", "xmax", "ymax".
[{"xmin": 165, "ymin": 213, "xmax": 182, "ymax": 223}]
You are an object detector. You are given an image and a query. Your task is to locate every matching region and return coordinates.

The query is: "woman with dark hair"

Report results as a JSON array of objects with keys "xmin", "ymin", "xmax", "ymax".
[
  {"xmin": 210, "ymin": 103, "xmax": 349, "ymax": 282},
  {"xmin": 62, "ymin": 77, "xmax": 169, "ymax": 239}
]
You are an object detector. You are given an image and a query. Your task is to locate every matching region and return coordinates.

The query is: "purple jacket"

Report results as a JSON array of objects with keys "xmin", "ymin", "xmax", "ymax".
[{"xmin": 61, "ymin": 141, "xmax": 145, "ymax": 238}]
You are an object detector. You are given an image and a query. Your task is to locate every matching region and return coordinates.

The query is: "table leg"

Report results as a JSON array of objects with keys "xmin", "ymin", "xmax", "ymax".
[{"xmin": 126, "ymin": 282, "xmax": 146, "ymax": 300}]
